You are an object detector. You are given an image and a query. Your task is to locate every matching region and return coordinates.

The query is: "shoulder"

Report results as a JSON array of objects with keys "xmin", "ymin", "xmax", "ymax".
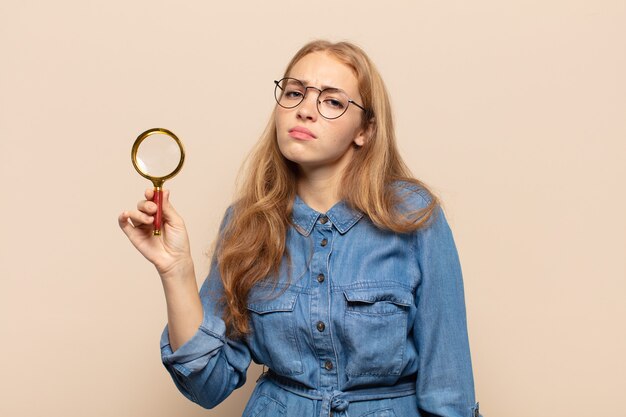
[
  {"xmin": 380, "ymin": 179, "xmax": 445, "ymax": 234},
  {"xmin": 389, "ymin": 179, "xmax": 439, "ymax": 212},
  {"xmin": 217, "ymin": 204, "xmax": 236, "ymax": 233}
]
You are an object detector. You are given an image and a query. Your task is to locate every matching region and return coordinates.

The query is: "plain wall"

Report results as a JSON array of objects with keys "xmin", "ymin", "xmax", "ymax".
[{"xmin": 1, "ymin": 1, "xmax": 624, "ymax": 416}]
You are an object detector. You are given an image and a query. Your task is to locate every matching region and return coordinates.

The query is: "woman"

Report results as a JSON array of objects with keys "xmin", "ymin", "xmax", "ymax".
[{"xmin": 119, "ymin": 40, "xmax": 481, "ymax": 417}]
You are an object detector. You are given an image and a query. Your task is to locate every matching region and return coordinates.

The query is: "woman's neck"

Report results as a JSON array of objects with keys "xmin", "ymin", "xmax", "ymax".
[
  {"xmin": 296, "ymin": 168, "xmax": 342, "ymax": 213},
  {"xmin": 295, "ymin": 146, "xmax": 356, "ymax": 213}
]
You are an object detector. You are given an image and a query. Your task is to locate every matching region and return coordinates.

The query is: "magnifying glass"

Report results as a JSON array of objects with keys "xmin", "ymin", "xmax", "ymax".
[{"xmin": 131, "ymin": 128, "xmax": 185, "ymax": 236}]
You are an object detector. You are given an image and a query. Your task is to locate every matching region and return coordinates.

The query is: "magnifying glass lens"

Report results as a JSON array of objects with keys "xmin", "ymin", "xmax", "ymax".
[{"xmin": 135, "ymin": 133, "xmax": 182, "ymax": 178}]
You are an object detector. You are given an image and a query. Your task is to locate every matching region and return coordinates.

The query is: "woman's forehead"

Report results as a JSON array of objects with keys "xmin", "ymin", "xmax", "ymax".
[{"xmin": 287, "ymin": 52, "xmax": 358, "ymax": 94}]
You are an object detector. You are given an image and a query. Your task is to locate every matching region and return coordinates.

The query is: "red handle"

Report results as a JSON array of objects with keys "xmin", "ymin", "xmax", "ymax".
[{"xmin": 152, "ymin": 187, "xmax": 163, "ymax": 236}]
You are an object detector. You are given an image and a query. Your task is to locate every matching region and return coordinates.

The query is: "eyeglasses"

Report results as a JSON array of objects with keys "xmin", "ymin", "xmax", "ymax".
[{"xmin": 274, "ymin": 77, "xmax": 367, "ymax": 120}]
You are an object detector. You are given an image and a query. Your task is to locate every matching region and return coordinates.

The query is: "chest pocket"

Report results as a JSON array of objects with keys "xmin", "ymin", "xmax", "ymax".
[
  {"xmin": 342, "ymin": 287, "xmax": 413, "ymax": 378},
  {"xmin": 247, "ymin": 290, "xmax": 304, "ymax": 376}
]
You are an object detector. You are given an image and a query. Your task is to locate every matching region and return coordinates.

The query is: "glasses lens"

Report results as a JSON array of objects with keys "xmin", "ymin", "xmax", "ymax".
[
  {"xmin": 275, "ymin": 78, "xmax": 305, "ymax": 108},
  {"xmin": 318, "ymin": 89, "xmax": 349, "ymax": 119}
]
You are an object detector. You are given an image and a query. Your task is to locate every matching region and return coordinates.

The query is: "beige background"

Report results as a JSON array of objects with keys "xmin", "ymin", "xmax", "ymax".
[{"xmin": 1, "ymin": 1, "xmax": 624, "ymax": 416}]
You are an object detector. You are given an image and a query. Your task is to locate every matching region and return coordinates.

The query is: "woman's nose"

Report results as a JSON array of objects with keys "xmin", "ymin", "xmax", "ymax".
[{"xmin": 296, "ymin": 91, "xmax": 318, "ymax": 121}]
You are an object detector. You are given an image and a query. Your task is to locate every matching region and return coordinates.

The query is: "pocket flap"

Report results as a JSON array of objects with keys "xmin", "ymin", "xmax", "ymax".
[
  {"xmin": 247, "ymin": 291, "xmax": 299, "ymax": 314},
  {"xmin": 343, "ymin": 287, "xmax": 413, "ymax": 307}
]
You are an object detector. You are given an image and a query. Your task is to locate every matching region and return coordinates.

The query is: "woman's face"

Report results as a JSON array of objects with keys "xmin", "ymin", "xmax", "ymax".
[{"xmin": 275, "ymin": 52, "xmax": 368, "ymax": 175}]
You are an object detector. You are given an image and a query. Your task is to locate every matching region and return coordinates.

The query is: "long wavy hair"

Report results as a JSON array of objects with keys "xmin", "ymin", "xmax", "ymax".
[{"xmin": 216, "ymin": 40, "xmax": 439, "ymax": 338}]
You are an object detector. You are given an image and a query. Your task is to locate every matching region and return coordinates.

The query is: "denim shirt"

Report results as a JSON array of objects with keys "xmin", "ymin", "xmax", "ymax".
[{"xmin": 160, "ymin": 184, "xmax": 481, "ymax": 417}]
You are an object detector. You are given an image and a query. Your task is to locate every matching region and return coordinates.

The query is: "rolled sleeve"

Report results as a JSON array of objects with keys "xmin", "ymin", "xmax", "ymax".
[
  {"xmin": 160, "ymin": 312, "xmax": 228, "ymax": 377},
  {"xmin": 159, "ymin": 273, "xmax": 252, "ymax": 408},
  {"xmin": 413, "ymin": 203, "xmax": 481, "ymax": 417}
]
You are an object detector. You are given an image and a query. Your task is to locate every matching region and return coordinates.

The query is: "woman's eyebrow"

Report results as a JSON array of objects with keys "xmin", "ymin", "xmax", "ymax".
[{"xmin": 296, "ymin": 79, "xmax": 344, "ymax": 92}]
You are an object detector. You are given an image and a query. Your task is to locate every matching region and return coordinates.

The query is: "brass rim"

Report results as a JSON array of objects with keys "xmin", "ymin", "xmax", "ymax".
[{"xmin": 131, "ymin": 128, "xmax": 185, "ymax": 187}]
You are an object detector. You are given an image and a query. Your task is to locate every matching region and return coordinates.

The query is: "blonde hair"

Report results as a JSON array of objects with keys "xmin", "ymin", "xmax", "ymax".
[{"xmin": 216, "ymin": 40, "xmax": 439, "ymax": 337}]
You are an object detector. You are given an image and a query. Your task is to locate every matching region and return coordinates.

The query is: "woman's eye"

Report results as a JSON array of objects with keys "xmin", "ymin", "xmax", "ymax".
[
  {"xmin": 284, "ymin": 90, "xmax": 303, "ymax": 99},
  {"xmin": 324, "ymin": 98, "xmax": 345, "ymax": 109}
]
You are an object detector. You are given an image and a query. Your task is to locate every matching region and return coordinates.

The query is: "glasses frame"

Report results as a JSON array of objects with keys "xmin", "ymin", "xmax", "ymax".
[{"xmin": 274, "ymin": 77, "xmax": 367, "ymax": 120}]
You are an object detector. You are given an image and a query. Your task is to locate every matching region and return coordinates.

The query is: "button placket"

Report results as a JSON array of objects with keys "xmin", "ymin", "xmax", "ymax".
[{"xmin": 308, "ymin": 219, "xmax": 337, "ymax": 386}]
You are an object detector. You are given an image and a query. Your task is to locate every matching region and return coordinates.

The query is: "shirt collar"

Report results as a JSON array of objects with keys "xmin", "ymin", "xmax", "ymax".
[{"xmin": 292, "ymin": 195, "xmax": 364, "ymax": 236}]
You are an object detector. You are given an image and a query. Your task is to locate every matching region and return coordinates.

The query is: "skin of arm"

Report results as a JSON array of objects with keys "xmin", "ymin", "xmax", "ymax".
[{"xmin": 160, "ymin": 258, "xmax": 203, "ymax": 352}]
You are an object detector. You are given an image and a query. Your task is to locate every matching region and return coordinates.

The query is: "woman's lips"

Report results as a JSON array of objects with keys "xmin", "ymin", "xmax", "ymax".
[{"xmin": 288, "ymin": 127, "xmax": 316, "ymax": 140}]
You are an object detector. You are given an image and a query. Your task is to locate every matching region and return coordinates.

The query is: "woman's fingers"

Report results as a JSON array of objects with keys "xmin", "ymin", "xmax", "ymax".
[
  {"xmin": 137, "ymin": 199, "xmax": 157, "ymax": 214},
  {"xmin": 118, "ymin": 211, "xmax": 146, "ymax": 241},
  {"xmin": 141, "ymin": 188, "xmax": 175, "ymax": 219},
  {"xmin": 121, "ymin": 187, "xmax": 182, "ymax": 235},
  {"xmin": 118, "ymin": 211, "xmax": 134, "ymax": 235},
  {"xmin": 120, "ymin": 209, "xmax": 154, "ymax": 229}
]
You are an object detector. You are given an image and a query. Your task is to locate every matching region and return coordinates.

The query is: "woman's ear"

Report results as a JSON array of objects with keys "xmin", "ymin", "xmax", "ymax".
[{"xmin": 353, "ymin": 117, "xmax": 375, "ymax": 147}]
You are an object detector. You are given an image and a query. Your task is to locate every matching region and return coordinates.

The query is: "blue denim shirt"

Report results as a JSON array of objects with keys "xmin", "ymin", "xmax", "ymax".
[{"xmin": 160, "ymin": 184, "xmax": 481, "ymax": 417}]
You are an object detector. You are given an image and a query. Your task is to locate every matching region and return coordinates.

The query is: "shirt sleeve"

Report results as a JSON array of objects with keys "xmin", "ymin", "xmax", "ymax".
[
  {"xmin": 160, "ymin": 207, "xmax": 252, "ymax": 409},
  {"xmin": 412, "ymin": 203, "xmax": 481, "ymax": 417}
]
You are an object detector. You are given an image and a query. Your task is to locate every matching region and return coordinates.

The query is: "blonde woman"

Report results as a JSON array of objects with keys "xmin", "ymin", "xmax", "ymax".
[{"xmin": 119, "ymin": 40, "xmax": 481, "ymax": 417}]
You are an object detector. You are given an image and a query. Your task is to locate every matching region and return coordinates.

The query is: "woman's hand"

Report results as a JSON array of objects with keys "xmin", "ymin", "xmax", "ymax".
[{"xmin": 118, "ymin": 188, "xmax": 193, "ymax": 280}]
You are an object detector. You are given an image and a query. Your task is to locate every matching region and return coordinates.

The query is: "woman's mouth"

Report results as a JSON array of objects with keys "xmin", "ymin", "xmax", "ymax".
[{"xmin": 288, "ymin": 127, "xmax": 316, "ymax": 141}]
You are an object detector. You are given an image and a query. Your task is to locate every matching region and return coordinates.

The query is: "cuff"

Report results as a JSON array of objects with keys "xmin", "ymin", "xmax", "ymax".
[{"xmin": 160, "ymin": 311, "xmax": 227, "ymax": 376}]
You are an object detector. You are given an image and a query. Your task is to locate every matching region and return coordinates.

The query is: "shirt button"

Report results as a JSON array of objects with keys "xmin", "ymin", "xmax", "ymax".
[
  {"xmin": 316, "ymin": 321, "xmax": 325, "ymax": 332},
  {"xmin": 319, "ymin": 216, "xmax": 328, "ymax": 224},
  {"xmin": 324, "ymin": 360, "xmax": 333, "ymax": 370},
  {"xmin": 317, "ymin": 274, "xmax": 325, "ymax": 283},
  {"xmin": 320, "ymin": 238, "xmax": 328, "ymax": 247}
]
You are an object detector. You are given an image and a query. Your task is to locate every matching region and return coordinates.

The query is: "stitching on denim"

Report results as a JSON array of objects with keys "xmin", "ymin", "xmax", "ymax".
[
  {"xmin": 331, "ymin": 281, "xmax": 414, "ymax": 292},
  {"xmin": 345, "ymin": 309, "xmax": 408, "ymax": 317},
  {"xmin": 326, "ymin": 227, "xmax": 341, "ymax": 379},
  {"xmin": 334, "ymin": 211, "xmax": 363, "ymax": 234},
  {"xmin": 343, "ymin": 290, "xmax": 413, "ymax": 306},
  {"xmin": 303, "ymin": 213, "xmax": 319, "ymax": 235},
  {"xmin": 250, "ymin": 394, "xmax": 286, "ymax": 417},
  {"xmin": 408, "ymin": 227, "xmax": 420, "ymax": 289},
  {"xmin": 199, "ymin": 326, "xmax": 227, "ymax": 343},
  {"xmin": 359, "ymin": 408, "xmax": 397, "ymax": 417},
  {"xmin": 286, "ymin": 293, "xmax": 305, "ymax": 376},
  {"xmin": 249, "ymin": 295, "xmax": 305, "ymax": 376},
  {"xmin": 394, "ymin": 181, "xmax": 432, "ymax": 201},
  {"xmin": 343, "ymin": 307, "xmax": 406, "ymax": 377}
]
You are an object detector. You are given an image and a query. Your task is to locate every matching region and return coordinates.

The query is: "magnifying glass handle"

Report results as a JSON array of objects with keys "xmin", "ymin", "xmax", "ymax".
[{"xmin": 152, "ymin": 186, "xmax": 163, "ymax": 236}]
